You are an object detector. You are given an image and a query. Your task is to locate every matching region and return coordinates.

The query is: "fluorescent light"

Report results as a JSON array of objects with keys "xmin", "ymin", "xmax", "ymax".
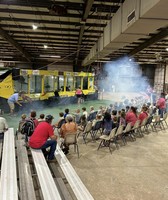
[
  {"xmin": 44, "ymin": 45, "xmax": 48, "ymax": 49},
  {"xmin": 32, "ymin": 24, "xmax": 38, "ymax": 30},
  {"xmin": 50, "ymin": 55, "xmax": 61, "ymax": 58},
  {"xmin": 40, "ymin": 55, "xmax": 61, "ymax": 58}
]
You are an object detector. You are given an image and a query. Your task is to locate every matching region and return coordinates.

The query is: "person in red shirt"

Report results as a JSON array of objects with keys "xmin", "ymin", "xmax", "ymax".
[
  {"xmin": 157, "ymin": 93, "xmax": 166, "ymax": 118},
  {"xmin": 125, "ymin": 106, "xmax": 138, "ymax": 126},
  {"xmin": 29, "ymin": 115, "xmax": 57, "ymax": 160},
  {"xmin": 138, "ymin": 106, "xmax": 148, "ymax": 124}
]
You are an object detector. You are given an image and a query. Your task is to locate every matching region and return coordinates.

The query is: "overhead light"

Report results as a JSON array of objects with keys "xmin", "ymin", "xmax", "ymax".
[
  {"xmin": 166, "ymin": 48, "xmax": 168, "ymax": 51},
  {"xmin": 44, "ymin": 45, "xmax": 48, "ymax": 49},
  {"xmin": 39, "ymin": 55, "xmax": 60, "ymax": 58},
  {"xmin": 50, "ymin": 55, "xmax": 61, "ymax": 58},
  {"xmin": 32, "ymin": 24, "xmax": 38, "ymax": 30}
]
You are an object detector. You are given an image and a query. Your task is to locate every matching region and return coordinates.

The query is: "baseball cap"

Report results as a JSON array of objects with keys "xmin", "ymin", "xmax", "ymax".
[{"xmin": 45, "ymin": 115, "xmax": 54, "ymax": 121}]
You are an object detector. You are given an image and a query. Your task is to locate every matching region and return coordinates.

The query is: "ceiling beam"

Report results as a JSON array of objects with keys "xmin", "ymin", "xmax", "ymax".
[
  {"xmin": 0, "ymin": 17, "xmax": 106, "ymax": 28},
  {"xmin": 1, "ymin": 24, "xmax": 103, "ymax": 34},
  {"xmin": 6, "ymin": 30, "xmax": 99, "ymax": 39},
  {"xmin": 0, "ymin": 1, "xmax": 119, "ymax": 13},
  {"xmin": 0, "ymin": 25, "xmax": 32, "ymax": 62},
  {"xmin": 128, "ymin": 28, "xmax": 168, "ymax": 56},
  {"xmin": 76, "ymin": 0, "xmax": 94, "ymax": 64},
  {"xmin": 0, "ymin": 8, "xmax": 110, "ymax": 20}
]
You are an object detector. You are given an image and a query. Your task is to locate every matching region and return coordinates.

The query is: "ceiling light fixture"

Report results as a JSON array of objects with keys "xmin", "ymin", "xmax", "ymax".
[
  {"xmin": 44, "ymin": 45, "xmax": 48, "ymax": 49},
  {"xmin": 40, "ymin": 55, "xmax": 61, "ymax": 58},
  {"xmin": 166, "ymin": 48, "xmax": 168, "ymax": 51},
  {"xmin": 32, "ymin": 24, "xmax": 38, "ymax": 30}
]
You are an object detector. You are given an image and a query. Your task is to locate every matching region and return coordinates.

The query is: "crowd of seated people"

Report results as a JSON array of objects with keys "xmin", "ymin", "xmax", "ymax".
[{"xmin": 17, "ymin": 92, "xmax": 167, "ymax": 157}]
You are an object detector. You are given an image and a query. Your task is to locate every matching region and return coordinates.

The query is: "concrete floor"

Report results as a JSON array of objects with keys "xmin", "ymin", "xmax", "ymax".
[
  {"xmin": 68, "ymin": 123, "xmax": 168, "ymax": 200},
  {"xmin": 4, "ymin": 97, "xmax": 168, "ymax": 200}
]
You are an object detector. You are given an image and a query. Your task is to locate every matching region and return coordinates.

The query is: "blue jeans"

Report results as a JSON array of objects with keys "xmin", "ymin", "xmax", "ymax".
[
  {"xmin": 0, "ymin": 132, "xmax": 4, "ymax": 140},
  {"xmin": 40, "ymin": 140, "xmax": 57, "ymax": 160},
  {"xmin": 159, "ymin": 108, "xmax": 165, "ymax": 118}
]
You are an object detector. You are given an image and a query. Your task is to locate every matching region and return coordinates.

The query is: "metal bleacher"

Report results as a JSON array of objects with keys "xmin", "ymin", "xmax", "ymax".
[{"xmin": 0, "ymin": 128, "xmax": 94, "ymax": 200}]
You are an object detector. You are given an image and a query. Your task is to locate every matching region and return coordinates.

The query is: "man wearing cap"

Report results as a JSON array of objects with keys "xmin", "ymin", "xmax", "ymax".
[{"xmin": 29, "ymin": 115, "xmax": 57, "ymax": 160}]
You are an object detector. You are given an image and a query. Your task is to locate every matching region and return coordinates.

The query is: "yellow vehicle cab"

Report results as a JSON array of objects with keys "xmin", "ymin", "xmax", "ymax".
[{"xmin": 0, "ymin": 69, "xmax": 97, "ymax": 110}]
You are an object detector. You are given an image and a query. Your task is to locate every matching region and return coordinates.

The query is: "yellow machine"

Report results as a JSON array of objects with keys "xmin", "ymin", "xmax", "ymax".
[{"xmin": 0, "ymin": 69, "xmax": 96, "ymax": 101}]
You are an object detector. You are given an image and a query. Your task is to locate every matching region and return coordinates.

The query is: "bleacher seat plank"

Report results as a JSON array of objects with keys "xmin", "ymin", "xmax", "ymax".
[
  {"xmin": 31, "ymin": 149, "xmax": 62, "ymax": 200},
  {"xmin": 0, "ymin": 128, "xmax": 18, "ymax": 200},
  {"xmin": 17, "ymin": 140, "xmax": 36, "ymax": 200},
  {"xmin": 49, "ymin": 163, "xmax": 74, "ymax": 200},
  {"xmin": 55, "ymin": 145, "xmax": 94, "ymax": 200},
  {"xmin": 56, "ymin": 178, "xmax": 74, "ymax": 200}
]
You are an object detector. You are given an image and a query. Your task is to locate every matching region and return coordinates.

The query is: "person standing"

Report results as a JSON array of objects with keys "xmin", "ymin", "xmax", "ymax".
[
  {"xmin": 7, "ymin": 91, "xmax": 26, "ymax": 115},
  {"xmin": 0, "ymin": 116, "xmax": 8, "ymax": 139},
  {"xmin": 75, "ymin": 87, "xmax": 83, "ymax": 105},
  {"xmin": 157, "ymin": 93, "xmax": 166, "ymax": 118},
  {"xmin": 29, "ymin": 115, "xmax": 57, "ymax": 160}
]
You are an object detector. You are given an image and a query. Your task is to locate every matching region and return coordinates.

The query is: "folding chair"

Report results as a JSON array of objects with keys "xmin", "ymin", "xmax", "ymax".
[
  {"xmin": 131, "ymin": 120, "xmax": 141, "ymax": 137},
  {"xmin": 78, "ymin": 121, "xmax": 92, "ymax": 144},
  {"xmin": 160, "ymin": 113, "xmax": 168, "ymax": 129},
  {"xmin": 145, "ymin": 116, "xmax": 153, "ymax": 132},
  {"xmin": 61, "ymin": 133, "xmax": 79, "ymax": 158},
  {"xmin": 122, "ymin": 122, "xmax": 134, "ymax": 144},
  {"xmin": 114, "ymin": 125, "xmax": 124, "ymax": 148},
  {"xmin": 91, "ymin": 120, "xmax": 103, "ymax": 140},
  {"xmin": 151, "ymin": 115, "xmax": 162, "ymax": 132},
  {"xmin": 140, "ymin": 117, "xmax": 149, "ymax": 135},
  {"xmin": 97, "ymin": 127, "xmax": 117, "ymax": 153},
  {"xmin": 87, "ymin": 111, "xmax": 98, "ymax": 121}
]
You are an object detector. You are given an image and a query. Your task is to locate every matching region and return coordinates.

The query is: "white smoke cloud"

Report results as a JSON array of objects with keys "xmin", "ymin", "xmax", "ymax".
[{"xmin": 98, "ymin": 57, "xmax": 149, "ymax": 93}]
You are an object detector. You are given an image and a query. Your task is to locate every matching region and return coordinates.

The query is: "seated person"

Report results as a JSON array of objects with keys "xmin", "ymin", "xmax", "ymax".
[
  {"xmin": 82, "ymin": 107, "xmax": 88, "ymax": 119},
  {"xmin": 138, "ymin": 106, "xmax": 148, "ymax": 124},
  {"xmin": 125, "ymin": 106, "xmax": 138, "ymax": 126},
  {"xmin": 54, "ymin": 112, "xmax": 65, "ymax": 128},
  {"xmin": 92, "ymin": 114, "xmax": 102, "ymax": 127},
  {"xmin": 72, "ymin": 109, "xmax": 81, "ymax": 124},
  {"xmin": 119, "ymin": 111, "xmax": 126, "ymax": 127},
  {"xmin": 111, "ymin": 110, "xmax": 117, "ymax": 120},
  {"xmin": 60, "ymin": 115, "xmax": 77, "ymax": 138},
  {"xmin": 29, "ymin": 110, "xmax": 39, "ymax": 128},
  {"xmin": 90, "ymin": 106, "xmax": 95, "ymax": 114},
  {"xmin": 18, "ymin": 113, "xmax": 27, "ymax": 132},
  {"xmin": 19, "ymin": 113, "xmax": 27, "ymax": 123},
  {"xmin": 0, "ymin": 116, "xmax": 8, "ymax": 139},
  {"xmin": 38, "ymin": 114, "xmax": 45, "ymax": 123},
  {"xmin": 103, "ymin": 112, "xmax": 113, "ymax": 135},
  {"xmin": 60, "ymin": 115, "xmax": 77, "ymax": 154},
  {"xmin": 78, "ymin": 115, "xmax": 87, "ymax": 132},
  {"xmin": 64, "ymin": 108, "xmax": 69, "ymax": 118},
  {"xmin": 29, "ymin": 115, "xmax": 57, "ymax": 160},
  {"xmin": 112, "ymin": 116, "xmax": 119, "ymax": 129}
]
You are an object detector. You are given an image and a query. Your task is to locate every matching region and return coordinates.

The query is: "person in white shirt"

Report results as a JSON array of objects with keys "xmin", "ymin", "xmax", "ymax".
[
  {"xmin": 82, "ymin": 107, "xmax": 88, "ymax": 119},
  {"xmin": 0, "ymin": 117, "xmax": 8, "ymax": 139}
]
